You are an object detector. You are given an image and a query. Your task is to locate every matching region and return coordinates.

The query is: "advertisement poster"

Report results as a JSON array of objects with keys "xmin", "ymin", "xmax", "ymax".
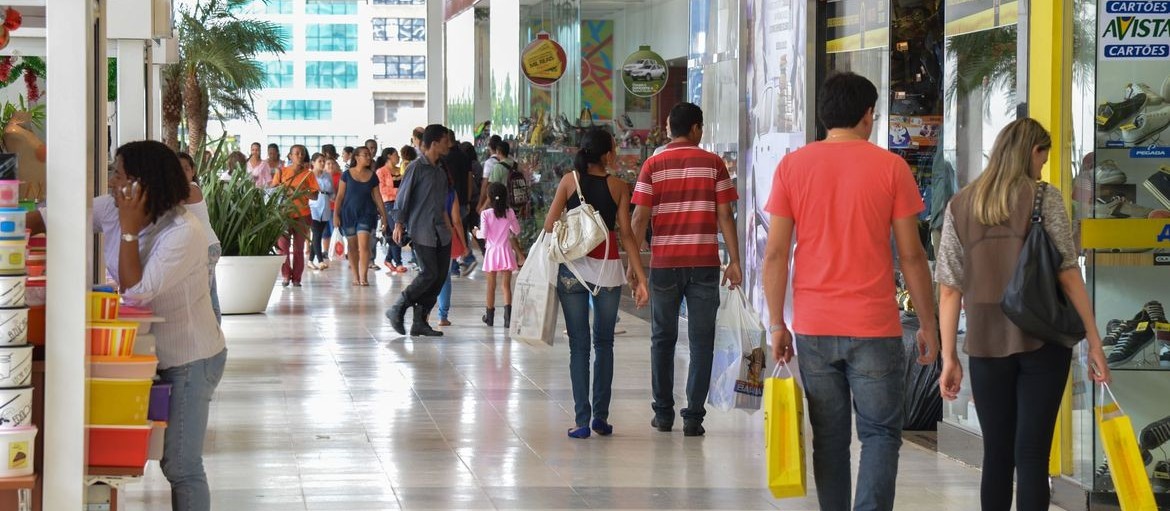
[
  {"xmin": 521, "ymin": 32, "xmax": 567, "ymax": 88},
  {"xmin": 743, "ymin": 0, "xmax": 807, "ymax": 325},
  {"xmin": 888, "ymin": 115, "xmax": 942, "ymax": 149},
  {"xmin": 1096, "ymin": 0, "xmax": 1170, "ymax": 152},
  {"xmin": 825, "ymin": 0, "xmax": 888, "ymax": 52},
  {"xmin": 621, "ymin": 46, "xmax": 668, "ymax": 98}
]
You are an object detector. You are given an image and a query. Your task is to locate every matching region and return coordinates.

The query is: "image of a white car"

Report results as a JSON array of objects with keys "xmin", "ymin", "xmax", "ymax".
[{"xmin": 626, "ymin": 60, "xmax": 666, "ymax": 81}]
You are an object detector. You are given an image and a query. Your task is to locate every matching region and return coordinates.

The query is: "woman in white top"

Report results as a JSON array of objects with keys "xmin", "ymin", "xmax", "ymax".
[
  {"xmin": 29, "ymin": 141, "xmax": 227, "ymax": 511},
  {"xmin": 245, "ymin": 142, "xmax": 272, "ymax": 189},
  {"xmin": 542, "ymin": 127, "xmax": 649, "ymax": 439},
  {"xmin": 177, "ymin": 152, "xmax": 223, "ymax": 323}
]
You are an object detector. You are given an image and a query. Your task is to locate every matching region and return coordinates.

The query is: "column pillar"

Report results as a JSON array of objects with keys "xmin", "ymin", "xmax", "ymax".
[
  {"xmin": 116, "ymin": 40, "xmax": 148, "ymax": 145},
  {"xmin": 426, "ymin": 0, "xmax": 445, "ymax": 123}
]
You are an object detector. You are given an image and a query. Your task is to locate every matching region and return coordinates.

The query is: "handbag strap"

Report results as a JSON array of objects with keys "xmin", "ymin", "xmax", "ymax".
[
  {"xmin": 570, "ymin": 170, "xmax": 589, "ymax": 207},
  {"xmin": 1031, "ymin": 181, "xmax": 1047, "ymax": 225}
]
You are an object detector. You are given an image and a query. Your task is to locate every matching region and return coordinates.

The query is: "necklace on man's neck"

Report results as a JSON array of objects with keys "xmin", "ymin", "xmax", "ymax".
[{"xmin": 825, "ymin": 131, "xmax": 864, "ymax": 141}]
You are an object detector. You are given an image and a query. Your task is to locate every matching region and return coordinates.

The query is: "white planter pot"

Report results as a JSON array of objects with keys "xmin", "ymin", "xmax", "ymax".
[{"xmin": 215, "ymin": 255, "xmax": 284, "ymax": 315}]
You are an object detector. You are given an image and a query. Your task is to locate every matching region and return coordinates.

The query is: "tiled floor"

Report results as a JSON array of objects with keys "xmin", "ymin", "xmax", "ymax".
[{"xmin": 120, "ymin": 260, "xmax": 1065, "ymax": 510}]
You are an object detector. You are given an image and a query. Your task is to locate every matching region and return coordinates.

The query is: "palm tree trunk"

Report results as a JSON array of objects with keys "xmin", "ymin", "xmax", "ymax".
[
  {"xmin": 161, "ymin": 70, "xmax": 183, "ymax": 151},
  {"xmin": 183, "ymin": 70, "xmax": 207, "ymax": 152}
]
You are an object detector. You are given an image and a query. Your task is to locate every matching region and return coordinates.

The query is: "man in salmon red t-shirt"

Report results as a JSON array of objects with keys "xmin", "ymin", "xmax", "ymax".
[
  {"xmin": 762, "ymin": 72, "xmax": 938, "ymax": 511},
  {"xmin": 631, "ymin": 102, "xmax": 742, "ymax": 437}
]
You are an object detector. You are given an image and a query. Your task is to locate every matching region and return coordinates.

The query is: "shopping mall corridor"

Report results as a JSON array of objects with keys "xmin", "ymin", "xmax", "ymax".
[{"xmin": 119, "ymin": 261, "xmax": 1064, "ymax": 510}]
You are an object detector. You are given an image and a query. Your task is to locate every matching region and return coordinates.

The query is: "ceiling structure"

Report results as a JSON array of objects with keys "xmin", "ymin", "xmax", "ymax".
[{"xmin": 476, "ymin": 0, "xmax": 658, "ymax": 19}]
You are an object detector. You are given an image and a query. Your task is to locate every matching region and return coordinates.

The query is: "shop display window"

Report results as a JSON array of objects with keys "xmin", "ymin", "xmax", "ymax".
[{"xmin": 1071, "ymin": 0, "xmax": 1170, "ymax": 505}]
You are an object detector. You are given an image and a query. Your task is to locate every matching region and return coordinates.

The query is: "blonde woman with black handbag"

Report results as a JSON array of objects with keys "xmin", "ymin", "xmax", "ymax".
[
  {"xmin": 542, "ymin": 127, "xmax": 649, "ymax": 438},
  {"xmin": 935, "ymin": 118, "xmax": 1111, "ymax": 510}
]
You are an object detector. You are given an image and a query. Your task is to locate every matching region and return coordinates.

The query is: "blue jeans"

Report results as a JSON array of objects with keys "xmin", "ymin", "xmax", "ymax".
[
  {"xmin": 649, "ymin": 266, "xmax": 720, "ymax": 424},
  {"xmin": 796, "ymin": 335, "xmax": 906, "ymax": 511},
  {"xmin": 159, "ymin": 348, "xmax": 227, "ymax": 511},
  {"xmin": 437, "ymin": 271, "xmax": 453, "ymax": 320},
  {"xmin": 557, "ymin": 265, "xmax": 622, "ymax": 427}
]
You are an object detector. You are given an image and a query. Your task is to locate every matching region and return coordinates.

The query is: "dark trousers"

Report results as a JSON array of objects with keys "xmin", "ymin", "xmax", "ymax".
[
  {"xmin": 383, "ymin": 202, "xmax": 402, "ymax": 266},
  {"xmin": 310, "ymin": 220, "xmax": 328, "ymax": 264},
  {"xmin": 970, "ymin": 342, "xmax": 1071, "ymax": 511},
  {"xmin": 649, "ymin": 266, "xmax": 721, "ymax": 423},
  {"xmin": 399, "ymin": 242, "xmax": 451, "ymax": 320}
]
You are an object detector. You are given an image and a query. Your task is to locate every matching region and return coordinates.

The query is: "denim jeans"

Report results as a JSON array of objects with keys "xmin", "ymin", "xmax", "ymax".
[
  {"xmin": 796, "ymin": 335, "xmax": 906, "ymax": 511},
  {"xmin": 437, "ymin": 271, "xmax": 453, "ymax": 320},
  {"xmin": 207, "ymin": 244, "xmax": 221, "ymax": 325},
  {"xmin": 649, "ymin": 266, "xmax": 720, "ymax": 424},
  {"xmin": 384, "ymin": 202, "xmax": 402, "ymax": 266},
  {"xmin": 310, "ymin": 219, "xmax": 329, "ymax": 264},
  {"xmin": 159, "ymin": 348, "xmax": 227, "ymax": 511},
  {"xmin": 556, "ymin": 265, "xmax": 622, "ymax": 427}
]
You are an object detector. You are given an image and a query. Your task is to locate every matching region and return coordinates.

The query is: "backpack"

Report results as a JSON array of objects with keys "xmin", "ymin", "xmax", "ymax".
[{"xmin": 501, "ymin": 161, "xmax": 531, "ymax": 208}]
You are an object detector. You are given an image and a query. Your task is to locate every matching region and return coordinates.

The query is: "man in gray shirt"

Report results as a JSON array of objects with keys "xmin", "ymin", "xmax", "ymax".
[{"xmin": 386, "ymin": 124, "xmax": 453, "ymax": 336}]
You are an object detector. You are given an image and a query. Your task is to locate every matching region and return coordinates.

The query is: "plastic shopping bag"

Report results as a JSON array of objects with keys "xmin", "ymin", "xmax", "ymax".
[
  {"xmin": 713, "ymin": 289, "xmax": 766, "ymax": 411},
  {"xmin": 1096, "ymin": 383, "xmax": 1158, "ymax": 511},
  {"xmin": 709, "ymin": 306, "xmax": 742, "ymax": 411},
  {"xmin": 509, "ymin": 232, "xmax": 560, "ymax": 346},
  {"xmin": 764, "ymin": 362, "xmax": 806, "ymax": 499}
]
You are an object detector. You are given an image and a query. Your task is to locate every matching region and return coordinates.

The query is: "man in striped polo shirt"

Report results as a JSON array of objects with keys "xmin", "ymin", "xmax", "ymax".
[{"xmin": 631, "ymin": 102, "xmax": 742, "ymax": 437}]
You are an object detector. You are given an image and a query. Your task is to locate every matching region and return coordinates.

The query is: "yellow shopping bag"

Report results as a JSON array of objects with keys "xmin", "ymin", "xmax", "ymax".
[
  {"xmin": 1096, "ymin": 383, "xmax": 1157, "ymax": 511},
  {"xmin": 763, "ymin": 362, "xmax": 806, "ymax": 499}
]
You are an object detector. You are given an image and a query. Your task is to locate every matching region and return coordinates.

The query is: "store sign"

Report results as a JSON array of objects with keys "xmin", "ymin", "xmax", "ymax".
[
  {"xmin": 521, "ymin": 32, "xmax": 567, "ymax": 88},
  {"xmin": 888, "ymin": 115, "xmax": 942, "ymax": 149},
  {"xmin": 621, "ymin": 46, "xmax": 668, "ymax": 98},
  {"xmin": 1099, "ymin": 1, "xmax": 1170, "ymax": 59}
]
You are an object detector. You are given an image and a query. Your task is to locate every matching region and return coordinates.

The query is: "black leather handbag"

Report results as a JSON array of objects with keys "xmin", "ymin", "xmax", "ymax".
[{"xmin": 1000, "ymin": 182, "xmax": 1086, "ymax": 348}]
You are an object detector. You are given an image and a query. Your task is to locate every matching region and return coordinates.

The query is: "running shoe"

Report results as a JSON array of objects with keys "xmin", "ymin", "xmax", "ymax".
[
  {"xmin": 1153, "ymin": 460, "xmax": 1170, "ymax": 493},
  {"xmin": 1109, "ymin": 325, "xmax": 1156, "ymax": 367},
  {"xmin": 1094, "ymin": 197, "xmax": 1153, "ymax": 218},
  {"xmin": 461, "ymin": 260, "xmax": 479, "ymax": 277},
  {"xmin": 1146, "ymin": 300, "xmax": 1168, "ymax": 324},
  {"xmin": 1141, "ymin": 416, "xmax": 1170, "ymax": 451},
  {"xmin": 1098, "ymin": 94, "xmax": 1147, "ymax": 132},
  {"xmin": 1121, "ymin": 105, "xmax": 1170, "ymax": 146},
  {"xmin": 1146, "ymin": 167, "xmax": 1170, "ymax": 210},
  {"xmin": 1095, "ymin": 160, "xmax": 1128, "ymax": 184},
  {"xmin": 1129, "ymin": 83, "xmax": 1165, "ymax": 105}
]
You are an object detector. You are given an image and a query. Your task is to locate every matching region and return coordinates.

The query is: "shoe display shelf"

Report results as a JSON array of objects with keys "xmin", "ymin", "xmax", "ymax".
[{"xmin": 1071, "ymin": 197, "xmax": 1170, "ymax": 508}]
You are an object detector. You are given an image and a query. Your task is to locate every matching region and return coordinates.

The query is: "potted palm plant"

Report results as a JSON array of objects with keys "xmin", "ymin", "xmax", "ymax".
[{"xmin": 201, "ymin": 166, "xmax": 305, "ymax": 314}]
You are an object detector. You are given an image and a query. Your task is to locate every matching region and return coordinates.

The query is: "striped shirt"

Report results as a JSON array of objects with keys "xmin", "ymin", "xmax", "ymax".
[{"xmin": 631, "ymin": 141, "xmax": 737, "ymax": 268}]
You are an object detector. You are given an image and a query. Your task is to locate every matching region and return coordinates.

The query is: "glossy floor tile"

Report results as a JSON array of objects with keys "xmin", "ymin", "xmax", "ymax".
[{"xmin": 120, "ymin": 259, "xmax": 1066, "ymax": 510}]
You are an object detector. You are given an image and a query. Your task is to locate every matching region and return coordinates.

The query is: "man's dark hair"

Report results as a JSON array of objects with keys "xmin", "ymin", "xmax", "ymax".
[
  {"xmin": 488, "ymin": 135, "xmax": 502, "ymax": 151},
  {"xmin": 365, "ymin": 138, "xmax": 377, "ymax": 146},
  {"xmin": 321, "ymin": 144, "xmax": 337, "ymax": 158},
  {"xmin": 267, "ymin": 143, "xmax": 279, "ymax": 151},
  {"xmin": 498, "ymin": 141, "xmax": 511, "ymax": 158},
  {"xmin": 817, "ymin": 72, "xmax": 878, "ymax": 130},
  {"xmin": 116, "ymin": 140, "xmax": 190, "ymax": 221},
  {"xmin": 422, "ymin": 124, "xmax": 448, "ymax": 148},
  {"xmin": 668, "ymin": 102, "xmax": 703, "ymax": 139},
  {"xmin": 342, "ymin": 146, "xmax": 355, "ymax": 155}
]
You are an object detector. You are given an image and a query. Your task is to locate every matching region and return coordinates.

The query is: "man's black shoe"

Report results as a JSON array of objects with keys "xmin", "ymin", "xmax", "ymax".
[
  {"xmin": 385, "ymin": 303, "xmax": 406, "ymax": 335},
  {"xmin": 650, "ymin": 417, "xmax": 673, "ymax": 432},
  {"xmin": 410, "ymin": 324, "xmax": 444, "ymax": 337},
  {"xmin": 683, "ymin": 421, "xmax": 705, "ymax": 437}
]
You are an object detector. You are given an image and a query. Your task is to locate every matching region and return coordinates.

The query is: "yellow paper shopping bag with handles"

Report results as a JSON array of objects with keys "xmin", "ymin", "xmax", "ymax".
[
  {"xmin": 1096, "ymin": 383, "xmax": 1157, "ymax": 511},
  {"xmin": 763, "ymin": 362, "xmax": 805, "ymax": 499}
]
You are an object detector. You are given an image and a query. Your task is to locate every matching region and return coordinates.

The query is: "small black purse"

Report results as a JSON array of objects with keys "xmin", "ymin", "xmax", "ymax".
[{"xmin": 1000, "ymin": 182, "xmax": 1086, "ymax": 348}]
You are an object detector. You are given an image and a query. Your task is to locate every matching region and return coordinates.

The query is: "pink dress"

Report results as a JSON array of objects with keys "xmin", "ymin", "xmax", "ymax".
[{"xmin": 478, "ymin": 209, "xmax": 520, "ymax": 272}]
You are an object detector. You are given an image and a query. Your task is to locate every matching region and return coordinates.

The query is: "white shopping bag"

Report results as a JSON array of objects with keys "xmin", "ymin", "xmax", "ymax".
[
  {"xmin": 509, "ymin": 232, "xmax": 559, "ymax": 346},
  {"xmin": 713, "ymin": 288, "xmax": 767, "ymax": 412}
]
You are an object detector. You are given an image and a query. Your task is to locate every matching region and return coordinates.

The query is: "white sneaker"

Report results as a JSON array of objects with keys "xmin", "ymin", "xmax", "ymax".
[
  {"xmin": 1129, "ymin": 83, "xmax": 1165, "ymax": 105},
  {"xmin": 1121, "ymin": 105, "xmax": 1170, "ymax": 145},
  {"xmin": 1095, "ymin": 197, "xmax": 1155, "ymax": 218},
  {"xmin": 1095, "ymin": 160, "xmax": 1127, "ymax": 185}
]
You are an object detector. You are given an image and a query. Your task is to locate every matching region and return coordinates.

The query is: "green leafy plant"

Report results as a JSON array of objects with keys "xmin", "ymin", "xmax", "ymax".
[
  {"xmin": 199, "ymin": 163, "xmax": 309, "ymax": 257},
  {"xmin": 0, "ymin": 95, "xmax": 46, "ymax": 131}
]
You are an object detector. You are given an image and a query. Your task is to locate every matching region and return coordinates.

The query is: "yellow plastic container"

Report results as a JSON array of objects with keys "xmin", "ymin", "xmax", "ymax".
[
  {"xmin": 87, "ymin": 378, "xmax": 152, "ymax": 426},
  {"xmin": 89, "ymin": 292, "xmax": 121, "ymax": 321}
]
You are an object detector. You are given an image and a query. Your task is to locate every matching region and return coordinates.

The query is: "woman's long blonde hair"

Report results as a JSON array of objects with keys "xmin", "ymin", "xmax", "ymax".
[{"xmin": 969, "ymin": 118, "xmax": 1052, "ymax": 225}]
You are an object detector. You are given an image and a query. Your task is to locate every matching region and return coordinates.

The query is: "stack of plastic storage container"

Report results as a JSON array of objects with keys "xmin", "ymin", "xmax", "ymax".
[
  {"xmin": 87, "ymin": 291, "xmax": 155, "ymax": 467},
  {"xmin": 0, "ymin": 179, "xmax": 36, "ymax": 479}
]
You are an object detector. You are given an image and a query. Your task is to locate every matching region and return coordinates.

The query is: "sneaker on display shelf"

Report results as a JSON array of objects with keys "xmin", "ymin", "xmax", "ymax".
[
  {"xmin": 1145, "ymin": 300, "xmax": 1168, "ymax": 324},
  {"xmin": 1103, "ymin": 319, "xmax": 1137, "ymax": 347},
  {"xmin": 1129, "ymin": 83, "xmax": 1165, "ymax": 105},
  {"xmin": 1160, "ymin": 341, "xmax": 1170, "ymax": 368},
  {"xmin": 1095, "ymin": 197, "xmax": 1154, "ymax": 219},
  {"xmin": 1095, "ymin": 160, "xmax": 1128, "ymax": 185},
  {"xmin": 1098, "ymin": 94, "xmax": 1148, "ymax": 132},
  {"xmin": 1108, "ymin": 326, "xmax": 1156, "ymax": 367},
  {"xmin": 1121, "ymin": 105, "xmax": 1170, "ymax": 146},
  {"xmin": 1095, "ymin": 460, "xmax": 1115, "ymax": 492},
  {"xmin": 1153, "ymin": 460, "xmax": 1170, "ymax": 493},
  {"xmin": 1145, "ymin": 167, "xmax": 1170, "ymax": 210},
  {"xmin": 1141, "ymin": 416, "xmax": 1170, "ymax": 452}
]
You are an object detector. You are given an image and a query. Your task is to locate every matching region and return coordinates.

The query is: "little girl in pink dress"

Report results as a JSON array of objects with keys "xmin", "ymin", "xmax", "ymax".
[{"xmin": 477, "ymin": 183, "xmax": 521, "ymax": 327}]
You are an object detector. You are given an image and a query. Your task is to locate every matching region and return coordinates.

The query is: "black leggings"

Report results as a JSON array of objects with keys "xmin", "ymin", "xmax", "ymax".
[
  {"xmin": 969, "ymin": 342, "xmax": 1071, "ymax": 511},
  {"xmin": 310, "ymin": 220, "xmax": 328, "ymax": 264}
]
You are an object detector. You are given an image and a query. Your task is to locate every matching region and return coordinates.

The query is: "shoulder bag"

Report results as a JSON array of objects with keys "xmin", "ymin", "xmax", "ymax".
[
  {"xmin": 547, "ymin": 171, "xmax": 609, "ymax": 295},
  {"xmin": 1000, "ymin": 182, "xmax": 1086, "ymax": 348}
]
